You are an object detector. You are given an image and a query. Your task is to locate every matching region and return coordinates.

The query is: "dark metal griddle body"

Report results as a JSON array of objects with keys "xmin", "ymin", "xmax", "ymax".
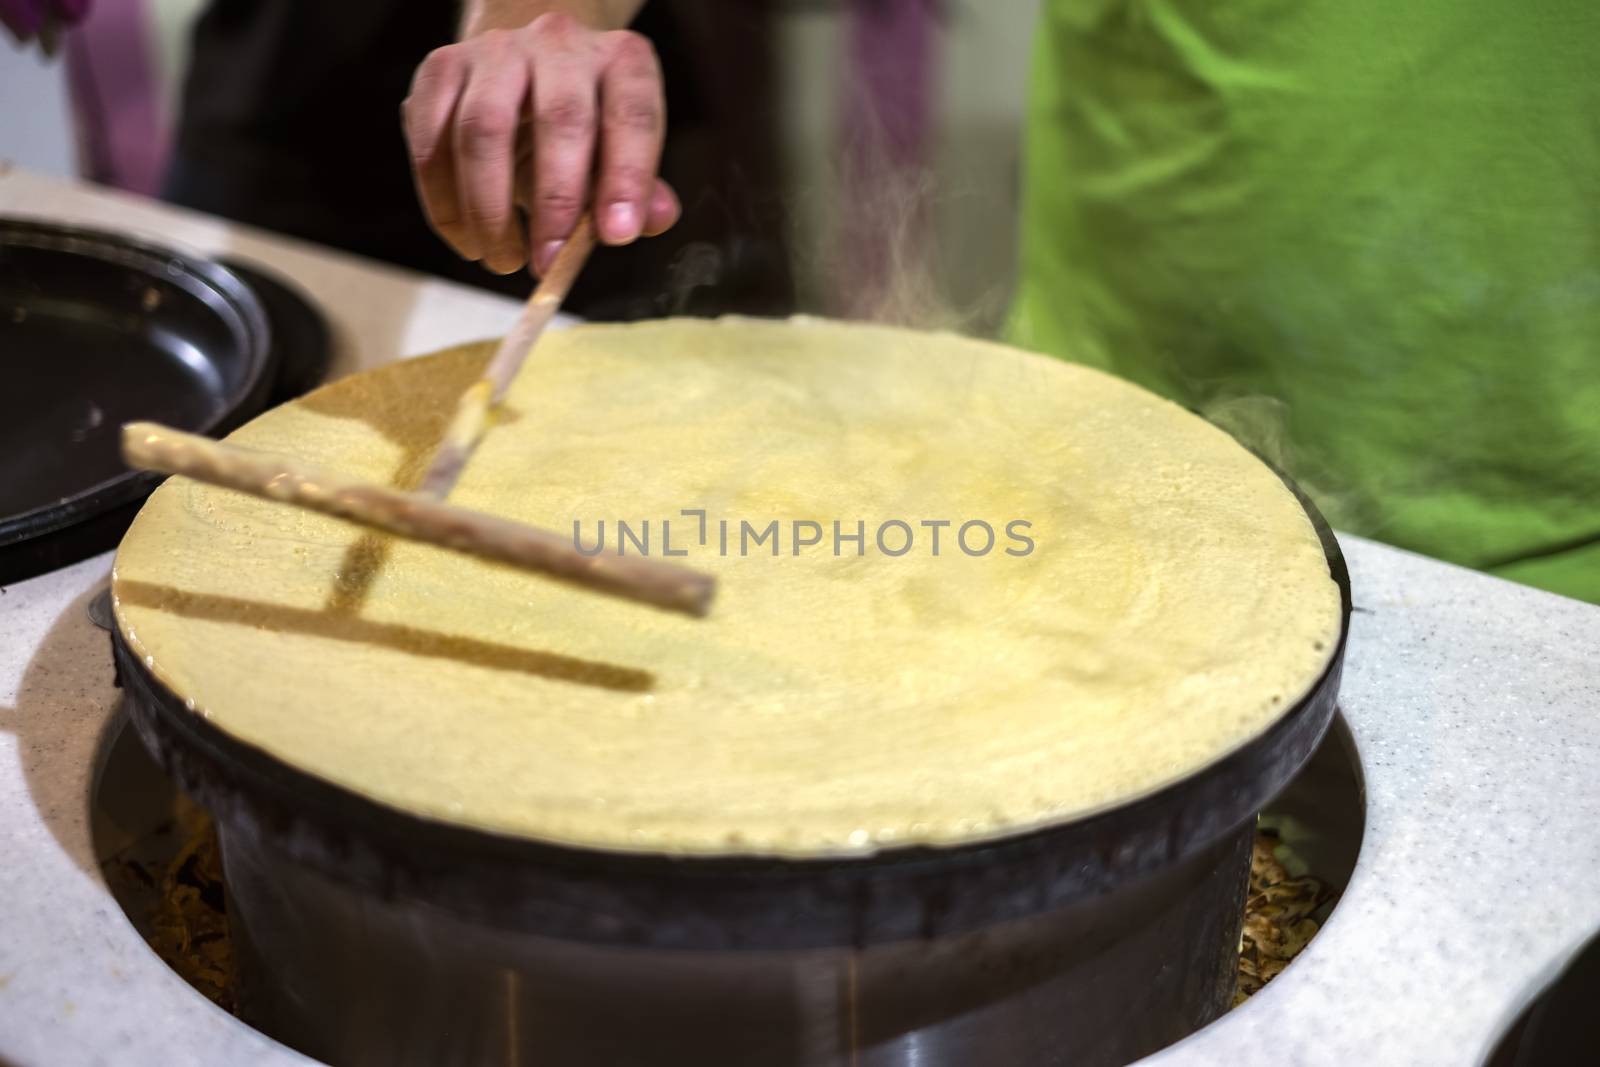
[
  {"xmin": 114, "ymin": 463, "xmax": 1352, "ymax": 1067},
  {"xmin": 0, "ymin": 217, "xmax": 328, "ymax": 584}
]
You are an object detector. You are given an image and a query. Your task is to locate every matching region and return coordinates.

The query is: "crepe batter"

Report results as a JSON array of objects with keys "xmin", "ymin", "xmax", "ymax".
[{"xmin": 112, "ymin": 317, "xmax": 1342, "ymax": 858}]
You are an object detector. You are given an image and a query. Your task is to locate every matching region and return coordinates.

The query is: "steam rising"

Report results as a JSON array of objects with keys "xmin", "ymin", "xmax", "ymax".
[
  {"xmin": 1201, "ymin": 393, "xmax": 1365, "ymax": 534},
  {"xmin": 776, "ymin": 1, "xmax": 1014, "ymax": 336}
]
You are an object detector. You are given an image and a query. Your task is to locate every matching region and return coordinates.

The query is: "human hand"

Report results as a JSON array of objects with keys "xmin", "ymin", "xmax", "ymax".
[{"xmin": 403, "ymin": 11, "xmax": 678, "ymax": 277}]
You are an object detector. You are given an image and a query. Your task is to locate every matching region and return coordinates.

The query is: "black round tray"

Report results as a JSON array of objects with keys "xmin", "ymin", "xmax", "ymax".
[
  {"xmin": 0, "ymin": 218, "xmax": 328, "ymax": 585},
  {"xmin": 1487, "ymin": 928, "xmax": 1600, "ymax": 1066},
  {"xmin": 114, "ymin": 477, "xmax": 1352, "ymax": 953},
  {"xmin": 219, "ymin": 257, "xmax": 332, "ymax": 410}
]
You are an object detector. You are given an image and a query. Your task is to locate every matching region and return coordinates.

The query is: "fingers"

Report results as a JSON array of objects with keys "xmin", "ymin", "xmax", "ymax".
[
  {"xmin": 595, "ymin": 31, "xmax": 666, "ymax": 247},
  {"xmin": 453, "ymin": 33, "xmax": 532, "ymax": 274},
  {"xmin": 404, "ymin": 47, "xmax": 476, "ymax": 259},
  {"xmin": 403, "ymin": 19, "xmax": 677, "ymax": 278},
  {"xmin": 643, "ymin": 178, "xmax": 680, "ymax": 238},
  {"xmin": 527, "ymin": 30, "xmax": 597, "ymax": 275}
]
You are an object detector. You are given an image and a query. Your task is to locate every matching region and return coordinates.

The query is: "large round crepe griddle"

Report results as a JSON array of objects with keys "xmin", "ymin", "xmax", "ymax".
[
  {"xmin": 0, "ymin": 219, "xmax": 325, "ymax": 583},
  {"xmin": 110, "ymin": 366, "xmax": 1350, "ymax": 1064}
]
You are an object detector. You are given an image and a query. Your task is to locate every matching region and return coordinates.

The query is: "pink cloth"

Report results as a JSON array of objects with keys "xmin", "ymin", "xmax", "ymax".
[{"xmin": 63, "ymin": 0, "xmax": 169, "ymax": 196}]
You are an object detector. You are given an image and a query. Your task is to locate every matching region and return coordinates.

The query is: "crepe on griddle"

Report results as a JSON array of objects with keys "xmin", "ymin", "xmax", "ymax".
[{"xmin": 113, "ymin": 317, "xmax": 1341, "ymax": 858}]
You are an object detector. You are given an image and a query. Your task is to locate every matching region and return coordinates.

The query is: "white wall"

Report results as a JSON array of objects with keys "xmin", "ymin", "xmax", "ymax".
[
  {"xmin": 774, "ymin": 1, "xmax": 1039, "ymax": 330},
  {"xmin": 932, "ymin": 1, "xmax": 1037, "ymax": 327},
  {"xmin": 0, "ymin": 40, "xmax": 77, "ymax": 177}
]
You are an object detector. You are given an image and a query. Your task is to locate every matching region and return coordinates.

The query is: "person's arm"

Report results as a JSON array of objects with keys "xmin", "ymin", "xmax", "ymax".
[{"xmin": 403, "ymin": 0, "xmax": 677, "ymax": 277}]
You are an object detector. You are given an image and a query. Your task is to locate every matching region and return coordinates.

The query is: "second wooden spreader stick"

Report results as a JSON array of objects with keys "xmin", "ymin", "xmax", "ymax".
[
  {"xmin": 121, "ymin": 422, "xmax": 716, "ymax": 617},
  {"xmin": 416, "ymin": 215, "xmax": 598, "ymax": 500}
]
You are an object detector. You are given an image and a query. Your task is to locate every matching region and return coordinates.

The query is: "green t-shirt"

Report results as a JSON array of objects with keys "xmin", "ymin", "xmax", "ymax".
[{"xmin": 1010, "ymin": 1, "xmax": 1600, "ymax": 603}]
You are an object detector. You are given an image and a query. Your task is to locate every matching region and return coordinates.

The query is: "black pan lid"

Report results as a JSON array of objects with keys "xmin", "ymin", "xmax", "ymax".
[{"xmin": 0, "ymin": 217, "xmax": 327, "ymax": 584}]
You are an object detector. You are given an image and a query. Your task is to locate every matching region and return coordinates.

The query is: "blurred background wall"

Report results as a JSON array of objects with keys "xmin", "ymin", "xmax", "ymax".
[
  {"xmin": 1, "ymin": 0, "xmax": 1037, "ymax": 328},
  {"xmin": 774, "ymin": 1, "xmax": 1035, "ymax": 332},
  {"xmin": 0, "ymin": 0, "xmax": 203, "ymax": 180}
]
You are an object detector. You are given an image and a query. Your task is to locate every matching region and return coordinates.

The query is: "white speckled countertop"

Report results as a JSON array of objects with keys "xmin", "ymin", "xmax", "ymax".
[{"xmin": 2, "ymin": 168, "xmax": 1598, "ymax": 1067}]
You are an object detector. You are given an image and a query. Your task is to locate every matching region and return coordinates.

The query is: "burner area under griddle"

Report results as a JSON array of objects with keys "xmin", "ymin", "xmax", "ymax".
[{"xmin": 90, "ymin": 698, "xmax": 1364, "ymax": 1067}]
